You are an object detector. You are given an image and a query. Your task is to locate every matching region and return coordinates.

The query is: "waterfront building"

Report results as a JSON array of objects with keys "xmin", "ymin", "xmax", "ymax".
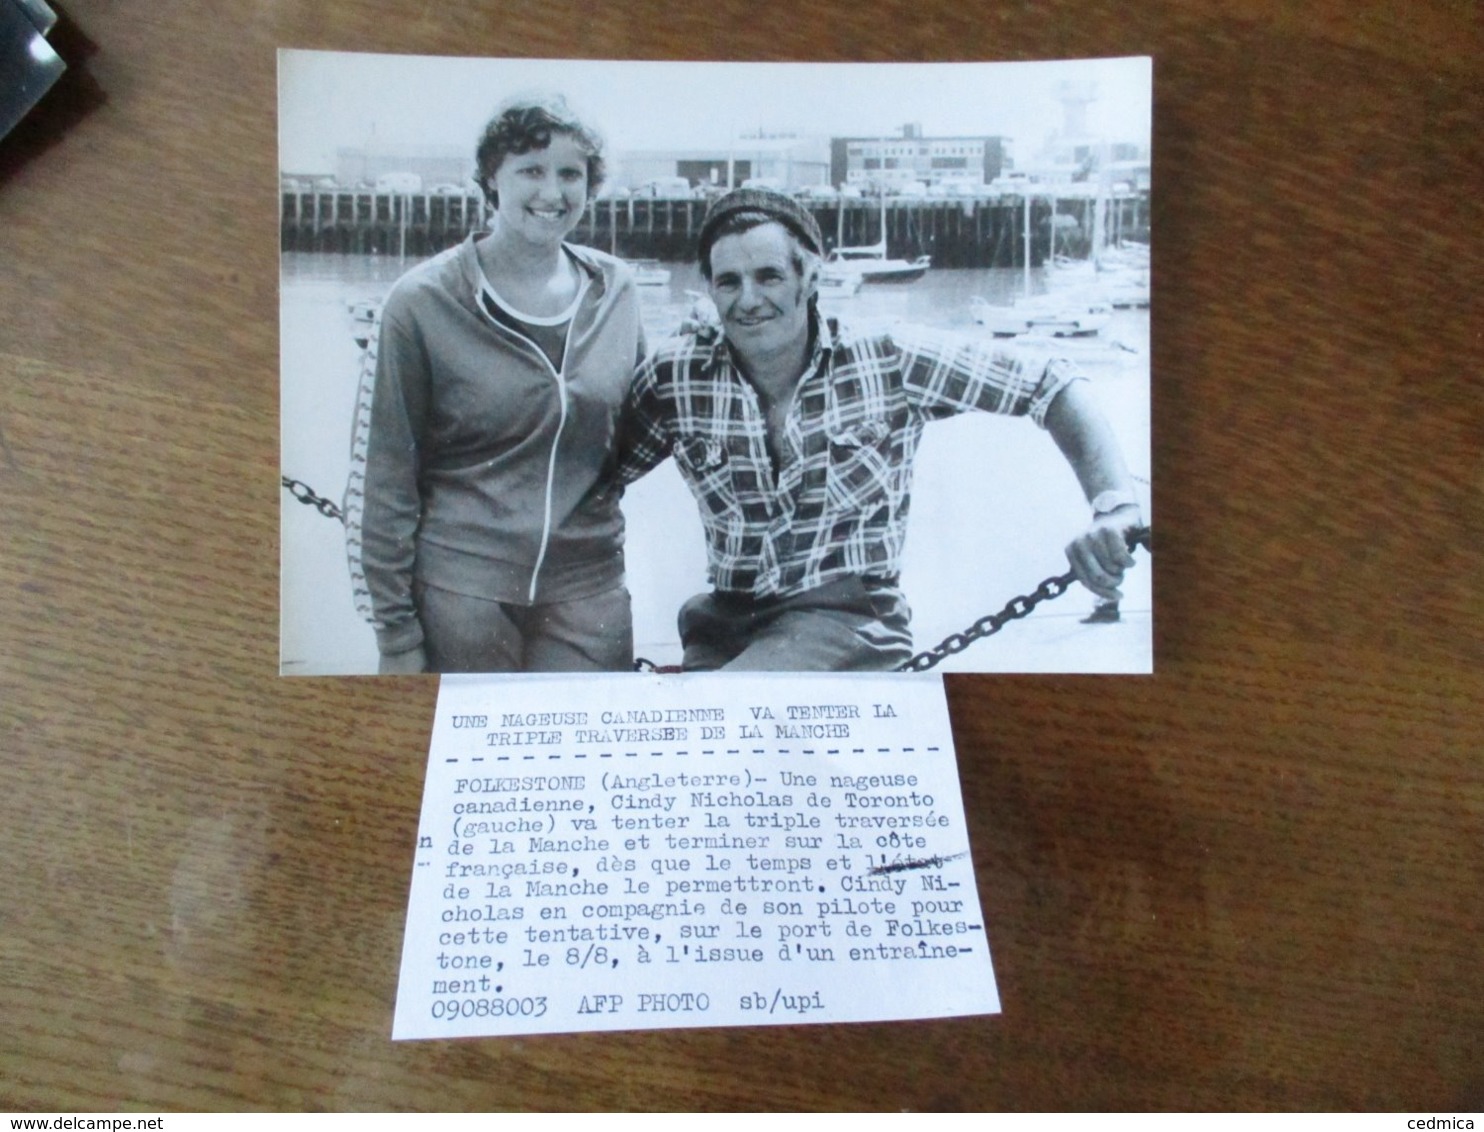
[
  {"xmin": 331, "ymin": 143, "xmax": 473, "ymax": 192},
  {"xmin": 831, "ymin": 124, "xmax": 1013, "ymax": 193},
  {"xmin": 618, "ymin": 132, "xmax": 832, "ymax": 195}
]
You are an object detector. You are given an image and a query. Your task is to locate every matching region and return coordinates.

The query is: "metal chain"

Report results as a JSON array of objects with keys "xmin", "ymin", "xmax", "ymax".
[
  {"xmin": 281, "ymin": 475, "xmax": 345, "ymax": 523},
  {"xmin": 633, "ymin": 657, "xmax": 680, "ymax": 673},
  {"xmin": 896, "ymin": 526, "xmax": 1152, "ymax": 672},
  {"xmin": 640, "ymin": 528, "xmax": 1151, "ymax": 674},
  {"xmin": 287, "ymin": 465, "xmax": 1150, "ymax": 675}
]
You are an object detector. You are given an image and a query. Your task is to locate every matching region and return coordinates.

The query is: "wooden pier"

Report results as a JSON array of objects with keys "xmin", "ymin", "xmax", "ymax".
[{"xmin": 280, "ymin": 189, "xmax": 1150, "ymax": 267}]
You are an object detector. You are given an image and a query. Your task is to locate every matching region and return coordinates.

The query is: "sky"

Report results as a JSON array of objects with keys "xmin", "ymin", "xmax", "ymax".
[{"xmin": 278, "ymin": 52, "xmax": 1151, "ymax": 176}]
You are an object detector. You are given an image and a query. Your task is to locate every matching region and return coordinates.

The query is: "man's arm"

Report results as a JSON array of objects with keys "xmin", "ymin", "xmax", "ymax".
[
  {"xmin": 889, "ymin": 326, "xmax": 1144, "ymax": 597},
  {"xmin": 614, "ymin": 357, "xmax": 676, "ymax": 486},
  {"xmin": 1042, "ymin": 379, "xmax": 1144, "ymax": 601}
]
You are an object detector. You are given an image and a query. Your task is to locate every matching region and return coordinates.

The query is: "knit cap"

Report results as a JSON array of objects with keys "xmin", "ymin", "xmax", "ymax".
[{"xmin": 697, "ymin": 187, "xmax": 825, "ymax": 268}]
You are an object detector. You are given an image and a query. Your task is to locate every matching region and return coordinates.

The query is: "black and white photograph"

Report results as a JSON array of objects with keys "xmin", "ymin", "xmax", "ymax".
[{"xmin": 278, "ymin": 50, "xmax": 1153, "ymax": 676}]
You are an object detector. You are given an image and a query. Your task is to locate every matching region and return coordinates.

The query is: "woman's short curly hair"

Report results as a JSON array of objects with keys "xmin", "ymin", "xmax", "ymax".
[{"xmin": 475, "ymin": 92, "xmax": 606, "ymax": 208}]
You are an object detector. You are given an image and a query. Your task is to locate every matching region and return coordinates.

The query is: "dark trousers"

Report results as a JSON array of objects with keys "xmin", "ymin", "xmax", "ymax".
[{"xmin": 678, "ymin": 575, "xmax": 913, "ymax": 672}]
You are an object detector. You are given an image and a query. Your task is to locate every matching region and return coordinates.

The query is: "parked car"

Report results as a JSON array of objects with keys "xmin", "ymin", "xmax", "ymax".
[
  {"xmin": 637, "ymin": 176, "xmax": 694, "ymax": 199},
  {"xmin": 374, "ymin": 172, "xmax": 424, "ymax": 193},
  {"xmin": 795, "ymin": 184, "xmax": 840, "ymax": 201},
  {"xmin": 740, "ymin": 176, "xmax": 785, "ymax": 193},
  {"xmin": 989, "ymin": 174, "xmax": 1034, "ymax": 195}
]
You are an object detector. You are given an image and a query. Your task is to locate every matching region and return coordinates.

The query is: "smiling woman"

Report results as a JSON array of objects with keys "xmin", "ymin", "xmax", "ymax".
[
  {"xmin": 348, "ymin": 93, "xmax": 647, "ymax": 674},
  {"xmin": 491, "ymin": 139, "xmax": 590, "ymax": 252}
]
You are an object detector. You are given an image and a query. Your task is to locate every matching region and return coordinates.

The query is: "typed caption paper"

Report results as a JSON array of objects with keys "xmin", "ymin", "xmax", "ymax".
[{"xmin": 392, "ymin": 674, "xmax": 1000, "ymax": 1039}]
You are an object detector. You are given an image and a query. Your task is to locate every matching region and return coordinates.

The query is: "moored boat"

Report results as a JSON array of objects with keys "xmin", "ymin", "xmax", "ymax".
[
  {"xmin": 821, "ymin": 191, "xmax": 931, "ymax": 285},
  {"xmin": 625, "ymin": 259, "xmax": 672, "ymax": 287},
  {"xmin": 971, "ymin": 294, "xmax": 1113, "ymax": 338},
  {"xmin": 816, "ymin": 269, "xmax": 864, "ymax": 297},
  {"xmin": 821, "ymin": 246, "xmax": 932, "ymax": 284},
  {"xmin": 1098, "ymin": 268, "xmax": 1150, "ymax": 308}
]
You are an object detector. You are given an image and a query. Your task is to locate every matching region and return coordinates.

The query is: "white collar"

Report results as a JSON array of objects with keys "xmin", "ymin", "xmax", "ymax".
[{"xmin": 476, "ymin": 252, "xmax": 588, "ymax": 327}]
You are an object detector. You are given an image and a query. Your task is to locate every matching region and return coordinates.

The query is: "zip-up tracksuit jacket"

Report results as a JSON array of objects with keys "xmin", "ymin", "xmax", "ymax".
[{"xmin": 352, "ymin": 234, "xmax": 645, "ymax": 657}]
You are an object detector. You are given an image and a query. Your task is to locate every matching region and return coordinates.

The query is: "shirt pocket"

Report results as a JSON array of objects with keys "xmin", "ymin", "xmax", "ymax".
[
  {"xmin": 673, "ymin": 436, "xmax": 739, "ymax": 519},
  {"xmin": 825, "ymin": 417, "xmax": 893, "ymax": 513}
]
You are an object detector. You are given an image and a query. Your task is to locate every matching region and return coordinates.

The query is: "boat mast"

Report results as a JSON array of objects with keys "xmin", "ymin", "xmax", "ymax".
[
  {"xmin": 1091, "ymin": 137, "xmax": 1108, "ymax": 269},
  {"xmin": 872, "ymin": 135, "xmax": 888, "ymax": 256},
  {"xmin": 1023, "ymin": 188, "xmax": 1032, "ymax": 297}
]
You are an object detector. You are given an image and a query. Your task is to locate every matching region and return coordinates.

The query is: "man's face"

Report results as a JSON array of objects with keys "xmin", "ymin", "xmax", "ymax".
[{"xmin": 707, "ymin": 222, "xmax": 815, "ymax": 363}]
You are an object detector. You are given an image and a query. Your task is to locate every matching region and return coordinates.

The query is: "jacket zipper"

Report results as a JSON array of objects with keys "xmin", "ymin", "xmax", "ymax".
[
  {"xmin": 477, "ymin": 265, "xmax": 585, "ymax": 605},
  {"xmin": 486, "ymin": 319, "xmax": 574, "ymax": 605},
  {"xmin": 528, "ymin": 353, "xmax": 569, "ymax": 604}
]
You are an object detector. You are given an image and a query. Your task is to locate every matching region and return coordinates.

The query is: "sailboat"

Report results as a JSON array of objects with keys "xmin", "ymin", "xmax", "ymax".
[
  {"xmin": 821, "ymin": 191, "xmax": 930, "ymax": 285},
  {"xmin": 624, "ymin": 259, "xmax": 672, "ymax": 287},
  {"xmin": 971, "ymin": 292, "xmax": 1113, "ymax": 337},
  {"xmin": 816, "ymin": 269, "xmax": 864, "ymax": 297},
  {"xmin": 973, "ymin": 158, "xmax": 1140, "ymax": 336},
  {"xmin": 822, "ymin": 242, "xmax": 931, "ymax": 284}
]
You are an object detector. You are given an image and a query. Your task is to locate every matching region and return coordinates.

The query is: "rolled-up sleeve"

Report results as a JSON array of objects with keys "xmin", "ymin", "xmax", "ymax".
[
  {"xmin": 1025, "ymin": 356, "xmax": 1083, "ymax": 428},
  {"xmin": 892, "ymin": 324, "xmax": 1086, "ymax": 427}
]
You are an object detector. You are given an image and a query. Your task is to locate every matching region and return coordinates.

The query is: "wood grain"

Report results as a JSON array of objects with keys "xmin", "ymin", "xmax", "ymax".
[{"xmin": 1, "ymin": 0, "xmax": 1480, "ymax": 1112}]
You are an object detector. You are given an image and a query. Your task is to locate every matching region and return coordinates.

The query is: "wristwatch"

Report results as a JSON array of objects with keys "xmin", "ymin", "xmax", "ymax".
[{"xmin": 1090, "ymin": 489, "xmax": 1140, "ymax": 517}]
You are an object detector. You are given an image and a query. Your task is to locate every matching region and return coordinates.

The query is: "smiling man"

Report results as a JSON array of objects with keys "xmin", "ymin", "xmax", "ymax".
[{"xmin": 618, "ymin": 187, "xmax": 1144, "ymax": 671}]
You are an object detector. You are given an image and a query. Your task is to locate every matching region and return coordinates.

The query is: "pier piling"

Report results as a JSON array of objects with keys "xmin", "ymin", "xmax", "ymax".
[{"xmin": 280, "ymin": 189, "xmax": 1149, "ymax": 267}]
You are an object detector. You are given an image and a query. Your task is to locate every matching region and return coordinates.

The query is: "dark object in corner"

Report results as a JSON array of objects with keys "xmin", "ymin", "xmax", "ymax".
[
  {"xmin": 0, "ymin": 0, "xmax": 66, "ymax": 142},
  {"xmin": 0, "ymin": 3, "xmax": 104, "ymax": 184}
]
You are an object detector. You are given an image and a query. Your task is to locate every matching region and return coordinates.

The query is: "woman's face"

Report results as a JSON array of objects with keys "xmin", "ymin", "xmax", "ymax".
[{"xmin": 489, "ymin": 132, "xmax": 589, "ymax": 247}]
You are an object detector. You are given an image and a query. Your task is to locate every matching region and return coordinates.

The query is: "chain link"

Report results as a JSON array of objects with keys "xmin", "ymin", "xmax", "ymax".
[
  {"xmin": 281, "ymin": 475, "xmax": 345, "ymax": 523},
  {"xmin": 634, "ymin": 657, "xmax": 682, "ymax": 673},
  {"xmin": 640, "ymin": 529, "xmax": 1149, "ymax": 674}
]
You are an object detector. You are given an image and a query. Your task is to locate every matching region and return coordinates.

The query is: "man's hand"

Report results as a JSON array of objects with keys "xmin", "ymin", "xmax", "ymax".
[
  {"xmin": 1043, "ymin": 379, "xmax": 1145, "ymax": 600},
  {"xmin": 378, "ymin": 644, "xmax": 428, "ymax": 675},
  {"xmin": 1065, "ymin": 506, "xmax": 1143, "ymax": 601}
]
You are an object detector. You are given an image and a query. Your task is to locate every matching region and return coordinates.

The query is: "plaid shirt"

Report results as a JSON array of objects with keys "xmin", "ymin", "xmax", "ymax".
[{"xmin": 617, "ymin": 313, "xmax": 1082, "ymax": 599}]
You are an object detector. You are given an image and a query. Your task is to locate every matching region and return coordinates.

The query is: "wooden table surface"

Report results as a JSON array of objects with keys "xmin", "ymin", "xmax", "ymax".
[{"xmin": 1, "ymin": 0, "xmax": 1480, "ymax": 1112}]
